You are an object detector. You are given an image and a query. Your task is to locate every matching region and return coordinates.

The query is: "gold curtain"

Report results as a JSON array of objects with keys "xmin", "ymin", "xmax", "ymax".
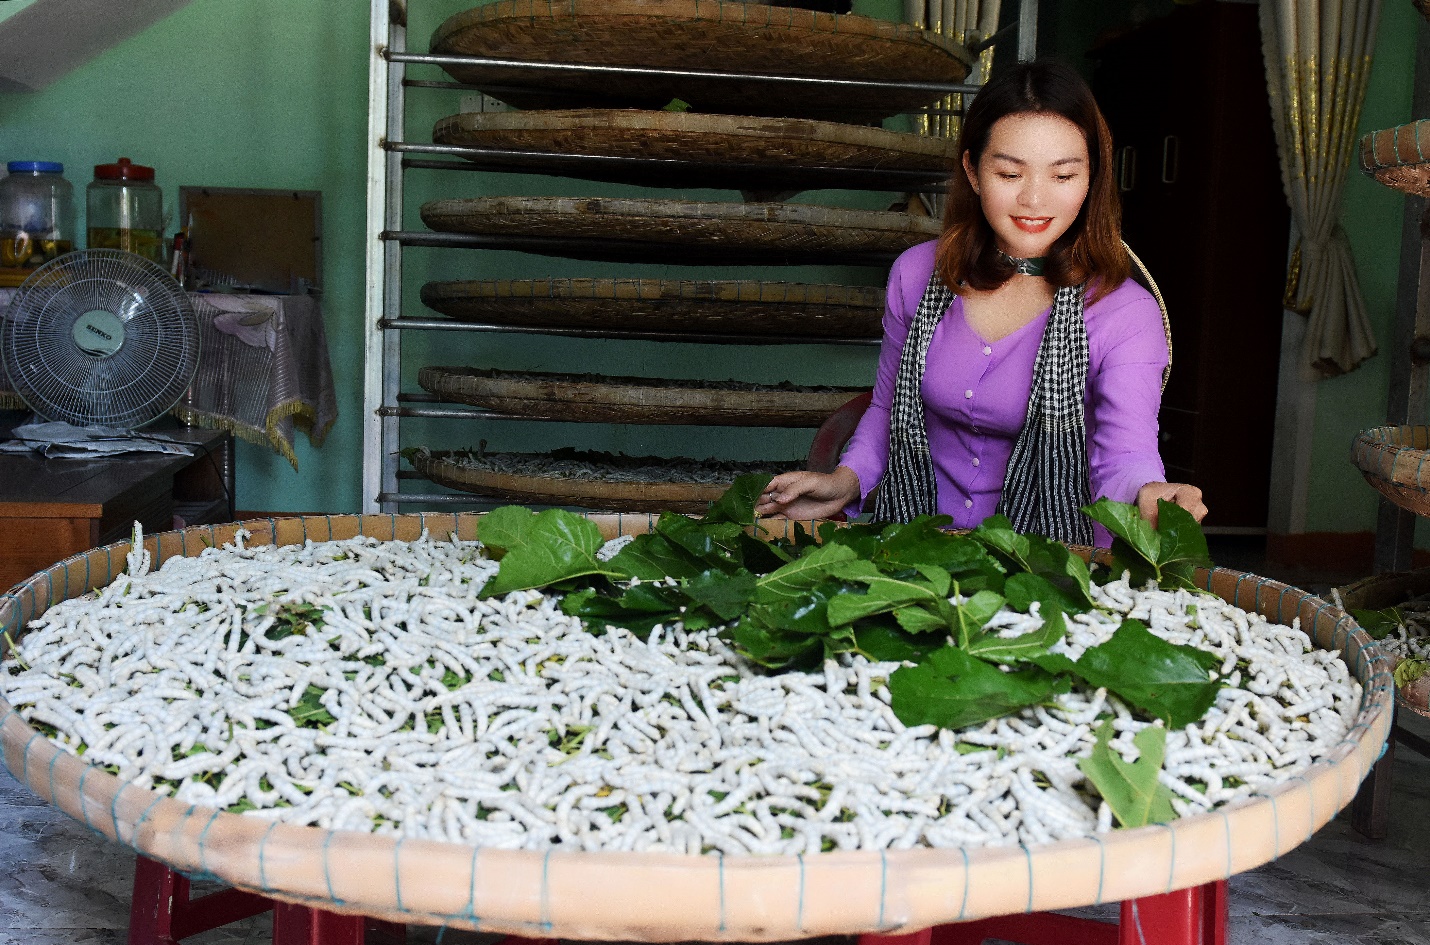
[
  {"xmin": 905, "ymin": 0, "xmax": 1001, "ymax": 140},
  {"xmin": 1260, "ymin": 0, "xmax": 1382, "ymax": 377}
]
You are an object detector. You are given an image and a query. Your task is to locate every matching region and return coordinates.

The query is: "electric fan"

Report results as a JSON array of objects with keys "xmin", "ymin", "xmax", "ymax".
[{"xmin": 1, "ymin": 249, "xmax": 199, "ymax": 428}]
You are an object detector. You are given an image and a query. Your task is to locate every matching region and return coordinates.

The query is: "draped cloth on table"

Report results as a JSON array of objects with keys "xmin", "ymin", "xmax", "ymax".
[
  {"xmin": 170, "ymin": 294, "xmax": 338, "ymax": 471},
  {"xmin": 1260, "ymin": 0, "xmax": 1382, "ymax": 377}
]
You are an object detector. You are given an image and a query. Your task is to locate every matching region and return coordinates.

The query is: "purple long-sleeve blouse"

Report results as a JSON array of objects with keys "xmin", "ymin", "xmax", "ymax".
[{"xmin": 839, "ymin": 240, "xmax": 1169, "ymax": 546}]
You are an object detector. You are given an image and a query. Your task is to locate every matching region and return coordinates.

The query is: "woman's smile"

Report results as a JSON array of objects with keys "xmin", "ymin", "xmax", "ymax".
[{"xmin": 1012, "ymin": 216, "xmax": 1054, "ymax": 234}]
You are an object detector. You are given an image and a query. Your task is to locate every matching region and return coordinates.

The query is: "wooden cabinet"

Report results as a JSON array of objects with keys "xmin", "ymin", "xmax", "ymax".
[
  {"xmin": 0, "ymin": 426, "xmax": 233, "ymax": 590},
  {"xmin": 1090, "ymin": 3, "xmax": 1290, "ymax": 529}
]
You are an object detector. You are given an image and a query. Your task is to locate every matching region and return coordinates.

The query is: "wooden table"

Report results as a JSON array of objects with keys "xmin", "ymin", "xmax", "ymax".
[{"xmin": 0, "ymin": 426, "xmax": 233, "ymax": 591}]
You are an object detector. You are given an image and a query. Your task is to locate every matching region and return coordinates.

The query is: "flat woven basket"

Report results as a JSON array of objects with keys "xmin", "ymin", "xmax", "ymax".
[
  {"xmin": 1351, "ymin": 425, "xmax": 1430, "ymax": 517},
  {"xmin": 0, "ymin": 515, "xmax": 1395, "ymax": 939},
  {"xmin": 419, "ymin": 197, "xmax": 942, "ymax": 257},
  {"xmin": 419, "ymin": 279, "xmax": 883, "ymax": 338},
  {"xmin": 429, "ymin": 0, "xmax": 972, "ymax": 120},
  {"xmin": 1359, "ymin": 121, "xmax": 1430, "ymax": 197},
  {"xmin": 417, "ymin": 367, "xmax": 865, "ymax": 427},
  {"xmin": 412, "ymin": 449, "xmax": 798, "ymax": 513},
  {"xmin": 1334, "ymin": 568, "xmax": 1430, "ymax": 719},
  {"xmin": 432, "ymin": 109, "xmax": 959, "ymax": 174}
]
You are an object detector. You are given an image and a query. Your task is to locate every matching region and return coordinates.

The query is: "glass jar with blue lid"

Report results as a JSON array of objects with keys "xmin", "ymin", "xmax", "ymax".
[{"xmin": 0, "ymin": 161, "xmax": 76, "ymax": 275}]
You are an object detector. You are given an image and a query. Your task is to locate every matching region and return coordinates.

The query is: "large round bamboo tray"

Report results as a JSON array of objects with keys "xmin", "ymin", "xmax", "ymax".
[
  {"xmin": 0, "ymin": 514, "xmax": 1394, "ymax": 939},
  {"xmin": 420, "ymin": 197, "xmax": 942, "ymax": 257},
  {"xmin": 1336, "ymin": 568, "xmax": 1430, "ymax": 719},
  {"xmin": 420, "ymin": 279, "xmax": 883, "ymax": 338},
  {"xmin": 1351, "ymin": 425, "xmax": 1430, "ymax": 518},
  {"xmin": 417, "ymin": 367, "xmax": 865, "ymax": 426},
  {"xmin": 411, "ymin": 449, "xmax": 799, "ymax": 513},
  {"xmin": 1359, "ymin": 121, "xmax": 1430, "ymax": 197},
  {"xmin": 429, "ymin": 0, "xmax": 972, "ymax": 120},
  {"xmin": 432, "ymin": 110, "xmax": 959, "ymax": 175}
]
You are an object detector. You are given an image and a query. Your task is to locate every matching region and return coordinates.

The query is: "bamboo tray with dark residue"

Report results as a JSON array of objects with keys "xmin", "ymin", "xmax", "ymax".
[{"xmin": 411, "ymin": 448, "xmax": 799, "ymax": 513}]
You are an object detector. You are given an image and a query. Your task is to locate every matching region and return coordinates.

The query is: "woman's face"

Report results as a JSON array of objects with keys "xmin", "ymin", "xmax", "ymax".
[{"xmin": 962, "ymin": 111, "xmax": 1091, "ymax": 260}]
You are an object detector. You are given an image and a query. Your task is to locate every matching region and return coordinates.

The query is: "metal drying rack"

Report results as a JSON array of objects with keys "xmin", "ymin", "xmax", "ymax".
[{"xmin": 361, "ymin": 0, "xmax": 1038, "ymax": 512}]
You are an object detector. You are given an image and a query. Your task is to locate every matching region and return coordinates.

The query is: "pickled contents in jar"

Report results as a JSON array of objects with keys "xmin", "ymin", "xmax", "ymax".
[
  {"xmin": 87, "ymin": 226, "xmax": 163, "ymax": 262},
  {"xmin": 0, "ymin": 234, "xmax": 75, "ymax": 267}
]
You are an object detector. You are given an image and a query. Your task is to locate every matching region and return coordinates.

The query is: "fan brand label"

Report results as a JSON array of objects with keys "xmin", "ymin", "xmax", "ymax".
[{"xmin": 72, "ymin": 309, "xmax": 126, "ymax": 357}]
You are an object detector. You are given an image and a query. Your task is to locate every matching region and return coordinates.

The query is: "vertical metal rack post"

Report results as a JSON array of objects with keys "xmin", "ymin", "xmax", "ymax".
[{"xmin": 364, "ymin": 0, "xmax": 406, "ymax": 514}]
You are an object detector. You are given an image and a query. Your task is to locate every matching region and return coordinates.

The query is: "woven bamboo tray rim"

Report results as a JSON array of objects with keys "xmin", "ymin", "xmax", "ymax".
[
  {"xmin": 419, "ymin": 279, "xmax": 883, "ymax": 337},
  {"xmin": 413, "ymin": 450, "xmax": 762, "ymax": 513},
  {"xmin": 417, "ymin": 366, "xmax": 864, "ymax": 426},
  {"xmin": 419, "ymin": 197, "xmax": 942, "ymax": 255},
  {"xmin": 0, "ymin": 515, "xmax": 1395, "ymax": 939},
  {"xmin": 430, "ymin": 0, "xmax": 974, "ymax": 77},
  {"xmin": 1351, "ymin": 425, "xmax": 1430, "ymax": 517},
  {"xmin": 432, "ymin": 109, "xmax": 959, "ymax": 171},
  {"xmin": 1359, "ymin": 122, "xmax": 1430, "ymax": 197},
  {"xmin": 1335, "ymin": 566, "xmax": 1430, "ymax": 718}
]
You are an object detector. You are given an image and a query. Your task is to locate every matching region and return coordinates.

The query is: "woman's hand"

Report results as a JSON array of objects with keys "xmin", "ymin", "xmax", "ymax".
[
  {"xmin": 755, "ymin": 467, "xmax": 862, "ymax": 521},
  {"xmin": 1136, "ymin": 481, "xmax": 1208, "ymax": 527}
]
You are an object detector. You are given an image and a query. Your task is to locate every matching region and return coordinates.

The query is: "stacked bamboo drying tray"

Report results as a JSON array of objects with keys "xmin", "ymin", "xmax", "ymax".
[
  {"xmin": 1348, "ymin": 116, "xmax": 1430, "ymax": 720},
  {"xmin": 408, "ymin": 0, "xmax": 971, "ymax": 511},
  {"xmin": 419, "ymin": 279, "xmax": 884, "ymax": 339},
  {"xmin": 427, "ymin": 0, "xmax": 973, "ymax": 119}
]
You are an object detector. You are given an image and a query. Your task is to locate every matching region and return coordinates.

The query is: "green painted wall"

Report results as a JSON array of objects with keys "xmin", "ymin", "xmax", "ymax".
[
  {"xmin": 0, "ymin": 0, "xmax": 370, "ymax": 512},
  {"xmin": 0, "ymin": 0, "xmax": 1419, "ymax": 529},
  {"xmin": 0, "ymin": 0, "xmax": 41, "ymax": 26},
  {"xmin": 1303, "ymin": 0, "xmax": 1420, "ymax": 532}
]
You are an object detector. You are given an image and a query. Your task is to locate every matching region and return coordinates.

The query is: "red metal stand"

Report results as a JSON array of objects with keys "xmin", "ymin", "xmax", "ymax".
[
  {"xmin": 127, "ymin": 856, "xmax": 404, "ymax": 945},
  {"xmin": 860, "ymin": 881, "xmax": 1229, "ymax": 945},
  {"xmin": 128, "ymin": 854, "xmax": 271, "ymax": 945},
  {"xmin": 129, "ymin": 855, "xmax": 1226, "ymax": 945}
]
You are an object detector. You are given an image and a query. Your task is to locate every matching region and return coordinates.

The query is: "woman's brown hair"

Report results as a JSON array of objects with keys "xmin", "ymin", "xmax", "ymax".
[{"xmin": 936, "ymin": 59, "xmax": 1128, "ymax": 303}]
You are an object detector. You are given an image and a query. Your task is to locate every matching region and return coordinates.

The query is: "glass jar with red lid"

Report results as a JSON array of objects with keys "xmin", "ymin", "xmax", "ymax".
[{"xmin": 87, "ymin": 157, "xmax": 164, "ymax": 263}]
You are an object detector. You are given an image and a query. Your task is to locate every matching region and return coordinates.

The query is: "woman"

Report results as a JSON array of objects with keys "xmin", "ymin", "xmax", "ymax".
[{"xmin": 755, "ymin": 60, "xmax": 1206, "ymax": 545}]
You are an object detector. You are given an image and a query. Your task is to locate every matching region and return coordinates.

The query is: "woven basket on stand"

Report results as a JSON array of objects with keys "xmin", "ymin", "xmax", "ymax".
[
  {"xmin": 1351, "ymin": 425, "xmax": 1430, "ymax": 518},
  {"xmin": 0, "ymin": 515, "xmax": 1395, "ymax": 938},
  {"xmin": 430, "ymin": 0, "xmax": 972, "ymax": 120},
  {"xmin": 417, "ymin": 367, "xmax": 866, "ymax": 427},
  {"xmin": 419, "ymin": 279, "xmax": 883, "ymax": 338},
  {"xmin": 1359, "ymin": 121, "xmax": 1430, "ymax": 198}
]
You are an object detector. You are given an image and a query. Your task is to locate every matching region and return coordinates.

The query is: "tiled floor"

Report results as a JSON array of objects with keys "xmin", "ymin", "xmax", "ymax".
[{"xmin": 3, "ymin": 539, "xmax": 1426, "ymax": 945}]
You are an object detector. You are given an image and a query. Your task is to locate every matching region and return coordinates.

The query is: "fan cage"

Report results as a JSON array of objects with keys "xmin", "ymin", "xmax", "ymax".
[{"xmin": 1, "ymin": 249, "xmax": 200, "ymax": 429}]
